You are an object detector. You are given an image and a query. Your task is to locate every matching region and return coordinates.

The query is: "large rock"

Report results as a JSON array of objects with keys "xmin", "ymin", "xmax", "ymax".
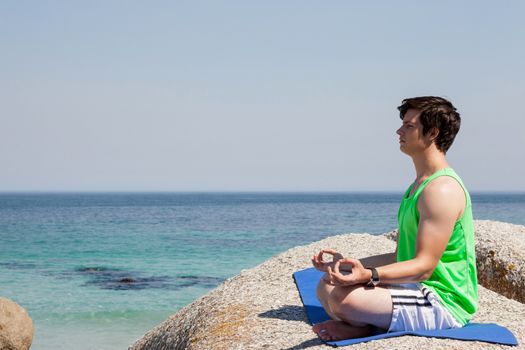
[
  {"xmin": 0, "ymin": 298, "xmax": 33, "ymax": 350},
  {"xmin": 474, "ymin": 220, "xmax": 525, "ymax": 303},
  {"xmin": 130, "ymin": 220, "xmax": 525, "ymax": 349}
]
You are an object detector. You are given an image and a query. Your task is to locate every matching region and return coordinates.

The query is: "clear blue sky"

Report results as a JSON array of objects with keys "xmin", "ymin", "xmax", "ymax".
[{"xmin": 1, "ymin": 1, "xmax": 524, "ymax": 192}]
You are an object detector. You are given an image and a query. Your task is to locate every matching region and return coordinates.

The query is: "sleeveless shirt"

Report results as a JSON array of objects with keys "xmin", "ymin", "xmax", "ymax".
[{"xmin": 397, "ymin": 167, "xmax": 478, "ymax": 326}]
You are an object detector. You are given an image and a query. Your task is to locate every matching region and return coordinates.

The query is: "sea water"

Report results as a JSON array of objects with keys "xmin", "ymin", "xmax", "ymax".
[{"xmin": 1, "ymin": 192, "xmax": 524, "ymax": 350}]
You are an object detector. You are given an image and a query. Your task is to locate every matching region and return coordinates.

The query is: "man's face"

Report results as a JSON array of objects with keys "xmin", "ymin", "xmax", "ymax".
[{"xmin": 396, "ymin": 108, "xmax": 430, "ymax": 155}]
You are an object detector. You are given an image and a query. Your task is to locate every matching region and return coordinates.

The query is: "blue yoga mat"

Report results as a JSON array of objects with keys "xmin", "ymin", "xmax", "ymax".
[{"xmin": 293, "ymin": 267, "xmax": 518, "ymax": 346}]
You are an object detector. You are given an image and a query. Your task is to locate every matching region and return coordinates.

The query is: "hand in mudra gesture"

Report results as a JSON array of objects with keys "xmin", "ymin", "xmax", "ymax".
[
  {"xmin": 311, "ymin": 249, "xmax": 344, "ymax": 272},
  {"xmin": 327, "ymin": 257, "xmax": 370, "ymax": 286}
]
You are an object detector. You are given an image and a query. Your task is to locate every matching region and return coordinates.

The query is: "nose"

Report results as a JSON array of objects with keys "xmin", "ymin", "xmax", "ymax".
[{"xmin": 396, "ymin": 127, "xmax": 403, "ymax": 136}]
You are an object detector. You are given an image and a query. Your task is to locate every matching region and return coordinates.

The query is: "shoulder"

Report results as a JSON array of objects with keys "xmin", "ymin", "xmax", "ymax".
[{"xmin": 418, "ymin": 175, "xmax": 466, "ymax": 219}]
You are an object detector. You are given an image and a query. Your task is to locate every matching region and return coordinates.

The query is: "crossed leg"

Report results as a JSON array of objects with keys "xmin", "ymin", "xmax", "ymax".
[{"xmin": 312, "ymin": 274, "xmax": 393, "ymax": 341}]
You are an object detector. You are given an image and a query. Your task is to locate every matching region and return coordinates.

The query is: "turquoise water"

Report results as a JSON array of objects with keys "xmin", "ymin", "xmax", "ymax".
[{"xmin": 1, "ymin": 192, "xmax": 524, "ymax": 349}]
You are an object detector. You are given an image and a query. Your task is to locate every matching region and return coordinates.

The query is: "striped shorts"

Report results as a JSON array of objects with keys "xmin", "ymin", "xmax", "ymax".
[{"xmin": 386, "ymin": 283, "xmax": 463, "ymax": 332}]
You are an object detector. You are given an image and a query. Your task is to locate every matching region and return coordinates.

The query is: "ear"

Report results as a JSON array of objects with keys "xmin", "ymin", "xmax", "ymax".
[{"xmin": 429, "ymin": 127, "xmax": 439, "ymax": 142}]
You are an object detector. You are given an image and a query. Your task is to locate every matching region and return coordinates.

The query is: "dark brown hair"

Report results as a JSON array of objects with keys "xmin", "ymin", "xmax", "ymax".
[{"xmin": 398, "ymin": 96, "xmax": 461, "ymax": 154}]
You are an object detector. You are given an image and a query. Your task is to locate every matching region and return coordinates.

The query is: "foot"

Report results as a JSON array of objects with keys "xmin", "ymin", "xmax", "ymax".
[{"xmin": 312, "ymin": 320, "xmax": 373, "ymax": 341}]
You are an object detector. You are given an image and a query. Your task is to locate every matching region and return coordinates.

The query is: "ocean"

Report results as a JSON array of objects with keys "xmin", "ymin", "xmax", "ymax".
[{"xmin": 1, "ymin": 192, "xmax": 524, "ymax": 349}]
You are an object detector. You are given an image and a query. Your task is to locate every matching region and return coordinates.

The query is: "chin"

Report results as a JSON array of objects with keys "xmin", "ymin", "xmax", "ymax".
[{"xmin": 399, "ymin": 146, "xmax": 410, "ymax": 155}]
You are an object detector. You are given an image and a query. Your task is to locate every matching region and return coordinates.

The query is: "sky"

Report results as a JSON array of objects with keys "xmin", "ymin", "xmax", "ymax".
[{"xmin": 1, "ymin": 1, "xmax": 524, "ymax": 192}]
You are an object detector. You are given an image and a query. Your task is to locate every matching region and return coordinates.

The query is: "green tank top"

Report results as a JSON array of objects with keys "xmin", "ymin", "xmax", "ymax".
[{"xmin": 397, "ymin": 167, "xmax": 478, "ymax": 326}]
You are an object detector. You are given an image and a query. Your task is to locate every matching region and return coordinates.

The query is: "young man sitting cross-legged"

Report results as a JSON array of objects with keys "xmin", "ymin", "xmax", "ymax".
[{"xmin": 311, "ymin": 96, "xmax": 478, "ymax": 341}]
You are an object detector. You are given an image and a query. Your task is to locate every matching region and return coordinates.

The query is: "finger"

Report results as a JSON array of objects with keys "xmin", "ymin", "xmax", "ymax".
[
  {"xmin": 328, "ymin": 265, "xmax": 343, "ymax": 285},
  {"xmin": 333, "ymin": 259, "xmax": 345, "ymax": 274},
  {"xmin": 324, "ymin": 249, "xmax": 344, "ymax": 262},
  {"xmin": 335, "ymin": 260, "xmax": 361, "ymax": 284},
  {"xmin": 331, "ymin": 275, "xmax": 346, "ymax": 286},
  {"xmin": 318, "ymin": 250, "xmax": 330, "ymax": 263},
  {"xmin": 316, "ymin": 250, "xmax": 325, "ymax": 263},
  {"xmin": 330, "ymin": 268, "xmax": 352, "ymax": 285},
  {"xmin": 331, "ymin": 262, "xmax": 345, "ymax": 280},
  {"xmin": 315, "ymin": 254, "xmax": 325, "ymax": 266},
  {"xmin": 332, "ymin": 260, "xmax": 351, "ymax": 281},
  {"xmin": 312, "ymin": 259, "xmax": 322, "ymax": 269},
  {"xmin": 322, "ymin": 248, "xmax": 339, "ymax": 256},
  {"xmin": 327, "ymin": 265, "xmax": 335, "ymax": 283},
  {"xmin": 331, "ymin": 270, "xmax": 346, "ymax": 284}
]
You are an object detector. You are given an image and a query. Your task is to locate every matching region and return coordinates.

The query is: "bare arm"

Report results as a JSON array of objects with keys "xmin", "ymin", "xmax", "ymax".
[
  {"xmin": 374, "ymin": 177, "xmax": 465, "ymax": 284},
  {"xmin": 328, "ymin": 177, "xmax": 465, "ymax": 286},
  {"xmin": 359, "ymin": 252, "xmax": 397, "ymax": 268}
]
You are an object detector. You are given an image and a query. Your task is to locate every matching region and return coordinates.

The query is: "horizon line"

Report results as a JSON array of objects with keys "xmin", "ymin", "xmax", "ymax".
[{"xmin": 1, "ymin": 189, "xmax": 524, "ymax": 195}]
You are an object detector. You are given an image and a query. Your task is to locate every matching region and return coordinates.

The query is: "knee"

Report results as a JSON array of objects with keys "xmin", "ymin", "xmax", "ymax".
[
  {"xmin": 330, "ymin": 285, "xmax": 358, "ymax": 303},
  {"xmin": 330, "ymin": 286, "xmax": 360, "ymax": 317}
]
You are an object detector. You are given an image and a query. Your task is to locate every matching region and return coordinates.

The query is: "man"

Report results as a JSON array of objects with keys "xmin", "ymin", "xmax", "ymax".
[{"xmin": 311, "ymin": 96, "xmax": 478, "ymax": 341}]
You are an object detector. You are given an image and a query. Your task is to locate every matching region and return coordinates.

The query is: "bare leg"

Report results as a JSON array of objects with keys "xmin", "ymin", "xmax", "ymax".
[
  {"xmin": 313, "ymin": 321, "xmax": 374, "ymax": 341},
  {"xmin": 313, "ymin": 280, "xmax": 393, "ymax": 341},
  {"xmin": 329, "ymin": 284, "xmax": 393, "ymax": 330},
  {"xmin": 316, "ymin": 274, "xmax": 341, "ymax": 321}
]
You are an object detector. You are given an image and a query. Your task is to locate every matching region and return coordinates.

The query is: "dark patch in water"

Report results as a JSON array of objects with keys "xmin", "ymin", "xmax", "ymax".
[
  {"xmin": 119, "ymin": 277, "xmax": 136, "ymax": 283},
  {"xmin": 74, "ymin": 266, "xmax": 223, "ymax": 291},
  {"xmin": 77, "ymin": 266, "xmax": 159, "ymax": 290},
  {"xmin": 0, "ymin": 261, "xmax": 37, "ymax": 270},
  {"xmin": 176, "ymin": 275, "xmax": 224, "ymax": 288},
  {"xmin": 78, "ymin": 266, "xmax": 109, "ymax": 273},
  {"xmin": 86, "ymin": 275, "xmax": 173, "ymax": 290}
]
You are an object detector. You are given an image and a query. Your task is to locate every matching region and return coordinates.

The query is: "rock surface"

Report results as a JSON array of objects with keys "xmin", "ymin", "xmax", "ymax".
[
  {"xmin": 130, "ymin": 220, "xmax": 525, "ymax": 350},
  {"xmin": 0, "ymin": 297, "xmax": 33, "ymax": 350},
  {"xmin": 474, "ymin": 220, "xmax": 525, "ymax": 303}
]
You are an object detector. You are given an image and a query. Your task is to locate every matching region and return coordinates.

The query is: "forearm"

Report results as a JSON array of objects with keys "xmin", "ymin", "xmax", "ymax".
[
  {"xmin": 359, "ymin": 252, "xmax": 397, "ymax": 268},
  {"xmin": 375, "ymin": 258, "xmax": 431, "ymax": 284}
]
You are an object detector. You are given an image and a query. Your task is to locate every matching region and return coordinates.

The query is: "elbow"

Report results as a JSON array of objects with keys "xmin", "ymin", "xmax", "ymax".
[
  {"xmin": 419, "ymin": 270, "xmax": 434, "ymax": 281},
  {"xmin": 416, "ymin": 259, "xmax": 436, "ymax": 281}
]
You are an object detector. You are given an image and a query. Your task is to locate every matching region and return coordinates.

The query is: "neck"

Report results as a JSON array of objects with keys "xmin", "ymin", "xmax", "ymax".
[{"xmin": 411, "ymin": 146, "xmax": 449, "ymax": 181}]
